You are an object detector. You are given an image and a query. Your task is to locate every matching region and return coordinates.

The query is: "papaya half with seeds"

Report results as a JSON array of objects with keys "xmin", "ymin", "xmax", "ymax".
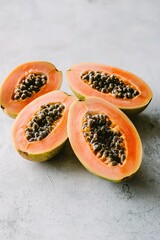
[
  {"xmin": 67, "ymin": 63, "xmax": 153, "ymax": 115},
  {"xmin": 0, "ymin": 61, "xmax": 62, "ymax": 118},
  {"xmin": 67, "ymin": 97, "xmax": 142, "ymax": 182},
  {"xmin": 12, "ymin": 90, "xmax": 76, "ymax": 162}
]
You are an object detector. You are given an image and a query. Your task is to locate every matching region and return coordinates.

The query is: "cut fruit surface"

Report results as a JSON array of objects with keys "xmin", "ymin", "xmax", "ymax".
[
  {"xmin": 0, "ymin": 61, "xmax": 62, "ymax": 118},
  {"xmin": 67, "ymin": 97, "xmax": 142, "ymax": 181},
  {"xmin": 67, "ymin": 63, "xmax": 153, "ymax": 115},
  {"xmin": 12, "ymin": 90, "xmax": 76, "ymax": 162}
]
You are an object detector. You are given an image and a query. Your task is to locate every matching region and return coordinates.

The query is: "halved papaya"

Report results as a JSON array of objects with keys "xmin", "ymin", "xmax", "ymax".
[
  {"xmin": 12, "ymin": 90, "xmax": 76, "ymax": 162},
  {"xmin": 67, "ymin": 63, "xmax": 153, "ymax": 115},
  {"xmin": 67, "ymin": 97, "xmax": 142, "ymax": 182},
  {"xmin": 0, "ymin": 61, "xmax": 62, "ymax": 118}
]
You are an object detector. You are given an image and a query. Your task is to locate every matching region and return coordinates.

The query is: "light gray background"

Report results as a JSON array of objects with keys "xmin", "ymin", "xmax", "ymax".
[{"xmin": 0, "ymin": 0, "xmax": 160, "ymax": 239}]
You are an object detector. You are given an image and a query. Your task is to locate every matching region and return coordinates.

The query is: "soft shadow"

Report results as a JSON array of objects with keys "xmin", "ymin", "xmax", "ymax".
[
  {"xmin": 40, "ymin": 140, "xmax": 85, "ymax": 173},
  {"xmin": 129, "ymin": 108, "xmax": 160, "ymax": 141},
  {"xmin": 108, "ymin": 158, "xmax": 160, "ymax": 201}
]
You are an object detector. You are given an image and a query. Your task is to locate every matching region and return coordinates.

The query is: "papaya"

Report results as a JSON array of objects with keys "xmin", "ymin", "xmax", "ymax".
[
  {"xmin": 0, "ymin": 61, "xmax": 62, "ymax": 118},
  {"xmin": 12, "ymin": 90, "xmax": 76, "ymax": 162},
  {"xmin": 67, "ymin": 63, "xmax": 153, "ymax": 115},
  {"xmin": 67, "ymin": 97, "xmax": 142, "ymax": 182}
]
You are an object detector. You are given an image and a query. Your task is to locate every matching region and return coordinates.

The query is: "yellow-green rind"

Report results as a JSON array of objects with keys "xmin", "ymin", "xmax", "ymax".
[
  {"xmin": 0, "ymin": 105, "xmax": 17, "ymax": 119},
  {"xmin": 17, "ymin": 139, "xmax": 66, "ymax": 162},
  {"xmin": 121, "ymin": 99, "xmax": 152, "ymax": 116},
  {"xmin": 70, "ymin": 87, "xmax": 85, "ymax": 101}
]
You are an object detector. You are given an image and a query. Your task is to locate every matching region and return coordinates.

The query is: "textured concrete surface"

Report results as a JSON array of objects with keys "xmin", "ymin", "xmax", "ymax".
[{"xmin": 0, "ymin": 0, "xmax": 160, "ymax": 239}]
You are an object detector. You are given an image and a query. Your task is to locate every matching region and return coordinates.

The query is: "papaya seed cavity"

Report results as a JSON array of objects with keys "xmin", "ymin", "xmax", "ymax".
[
  {"xmin": 82, "ymin": 112, "xmax": 126, "ymax": 166},
  {"xmin": 12, "ymin": 73, "xmax": 47, "ymax": 101},
  {"xmin": 25, "ymin": 102, "xmax": 65, "ymax": 142},
  {"xmin": 81, "ymin": 71, "xmax": 139, "ymax": 99}
]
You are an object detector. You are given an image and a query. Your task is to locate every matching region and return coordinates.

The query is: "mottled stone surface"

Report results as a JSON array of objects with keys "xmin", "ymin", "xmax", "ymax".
[{"xmin": 0, "ymin": 0, "xmax": 160, "ymax": 239}]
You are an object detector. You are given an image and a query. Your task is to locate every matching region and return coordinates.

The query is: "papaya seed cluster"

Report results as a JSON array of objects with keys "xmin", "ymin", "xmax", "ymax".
[
  {"xmin": 81, "ymin": 71, "xmax": 139, "ymax": 99},
  {"xmin": 25, "ymin": 103, "xmax": 65, "ymax": 142},
  {"xmin": 13, "ymin": 73, "xmax": 47, "ymax": 100},
  {"xmin": 82, "ymin": 113, "xmax": 126, "ymax": 166}
]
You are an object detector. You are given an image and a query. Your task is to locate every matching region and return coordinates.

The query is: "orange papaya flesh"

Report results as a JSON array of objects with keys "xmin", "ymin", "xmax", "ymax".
[
  {"xmin": 67, "ymin": 97, "xmax": 142, "ymax": 182},
  {"xmin": 67, "ymin": 63, "xmax": 153, "ymax": 115},
  {"xmin": 0, "ymin": 61, "xmax": 62, "ymax": 118},
  {"xmin": 12, "ymin": 90, "xmax": 76, "ymax": 162}
]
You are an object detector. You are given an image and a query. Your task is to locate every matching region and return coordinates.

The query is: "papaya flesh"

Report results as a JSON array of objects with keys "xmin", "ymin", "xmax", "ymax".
[
  {"xmin": 0, "ymin": 61, "xmax": 62, "ymax": 118},
  {"xmin": 12, "ymin": 90, "xmax": 76, "ymax": 162},
  {"xmin": 67, "ymin": 63, "xmax": 153, "ymax": 115},
  {"xmin": 67, "ymin": 97, "xmax": 142, "ymax": 182}
]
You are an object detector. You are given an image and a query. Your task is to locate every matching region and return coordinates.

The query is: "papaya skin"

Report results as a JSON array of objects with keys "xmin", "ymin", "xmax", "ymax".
[
  {"xmin": 0, "ymin": 105, "xmax": 17, "ymax": 119},
  {"xmin": 0, "ymin": 61, "xmax": 62, "ymax": 118},
  {"xmin": 66, "ymin": 63, "xmax": 153, "ymax": 115},
  {"xmin": 67, "ymin": 97, "xmax": 143, "ymax": 182},
  {"xmin": 81, "ymin": 163, "xmax": 136, "ymax": 183},
  {"xmin": 17, "ymin": 141, "xmax": 65, "ymax": 162}
]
